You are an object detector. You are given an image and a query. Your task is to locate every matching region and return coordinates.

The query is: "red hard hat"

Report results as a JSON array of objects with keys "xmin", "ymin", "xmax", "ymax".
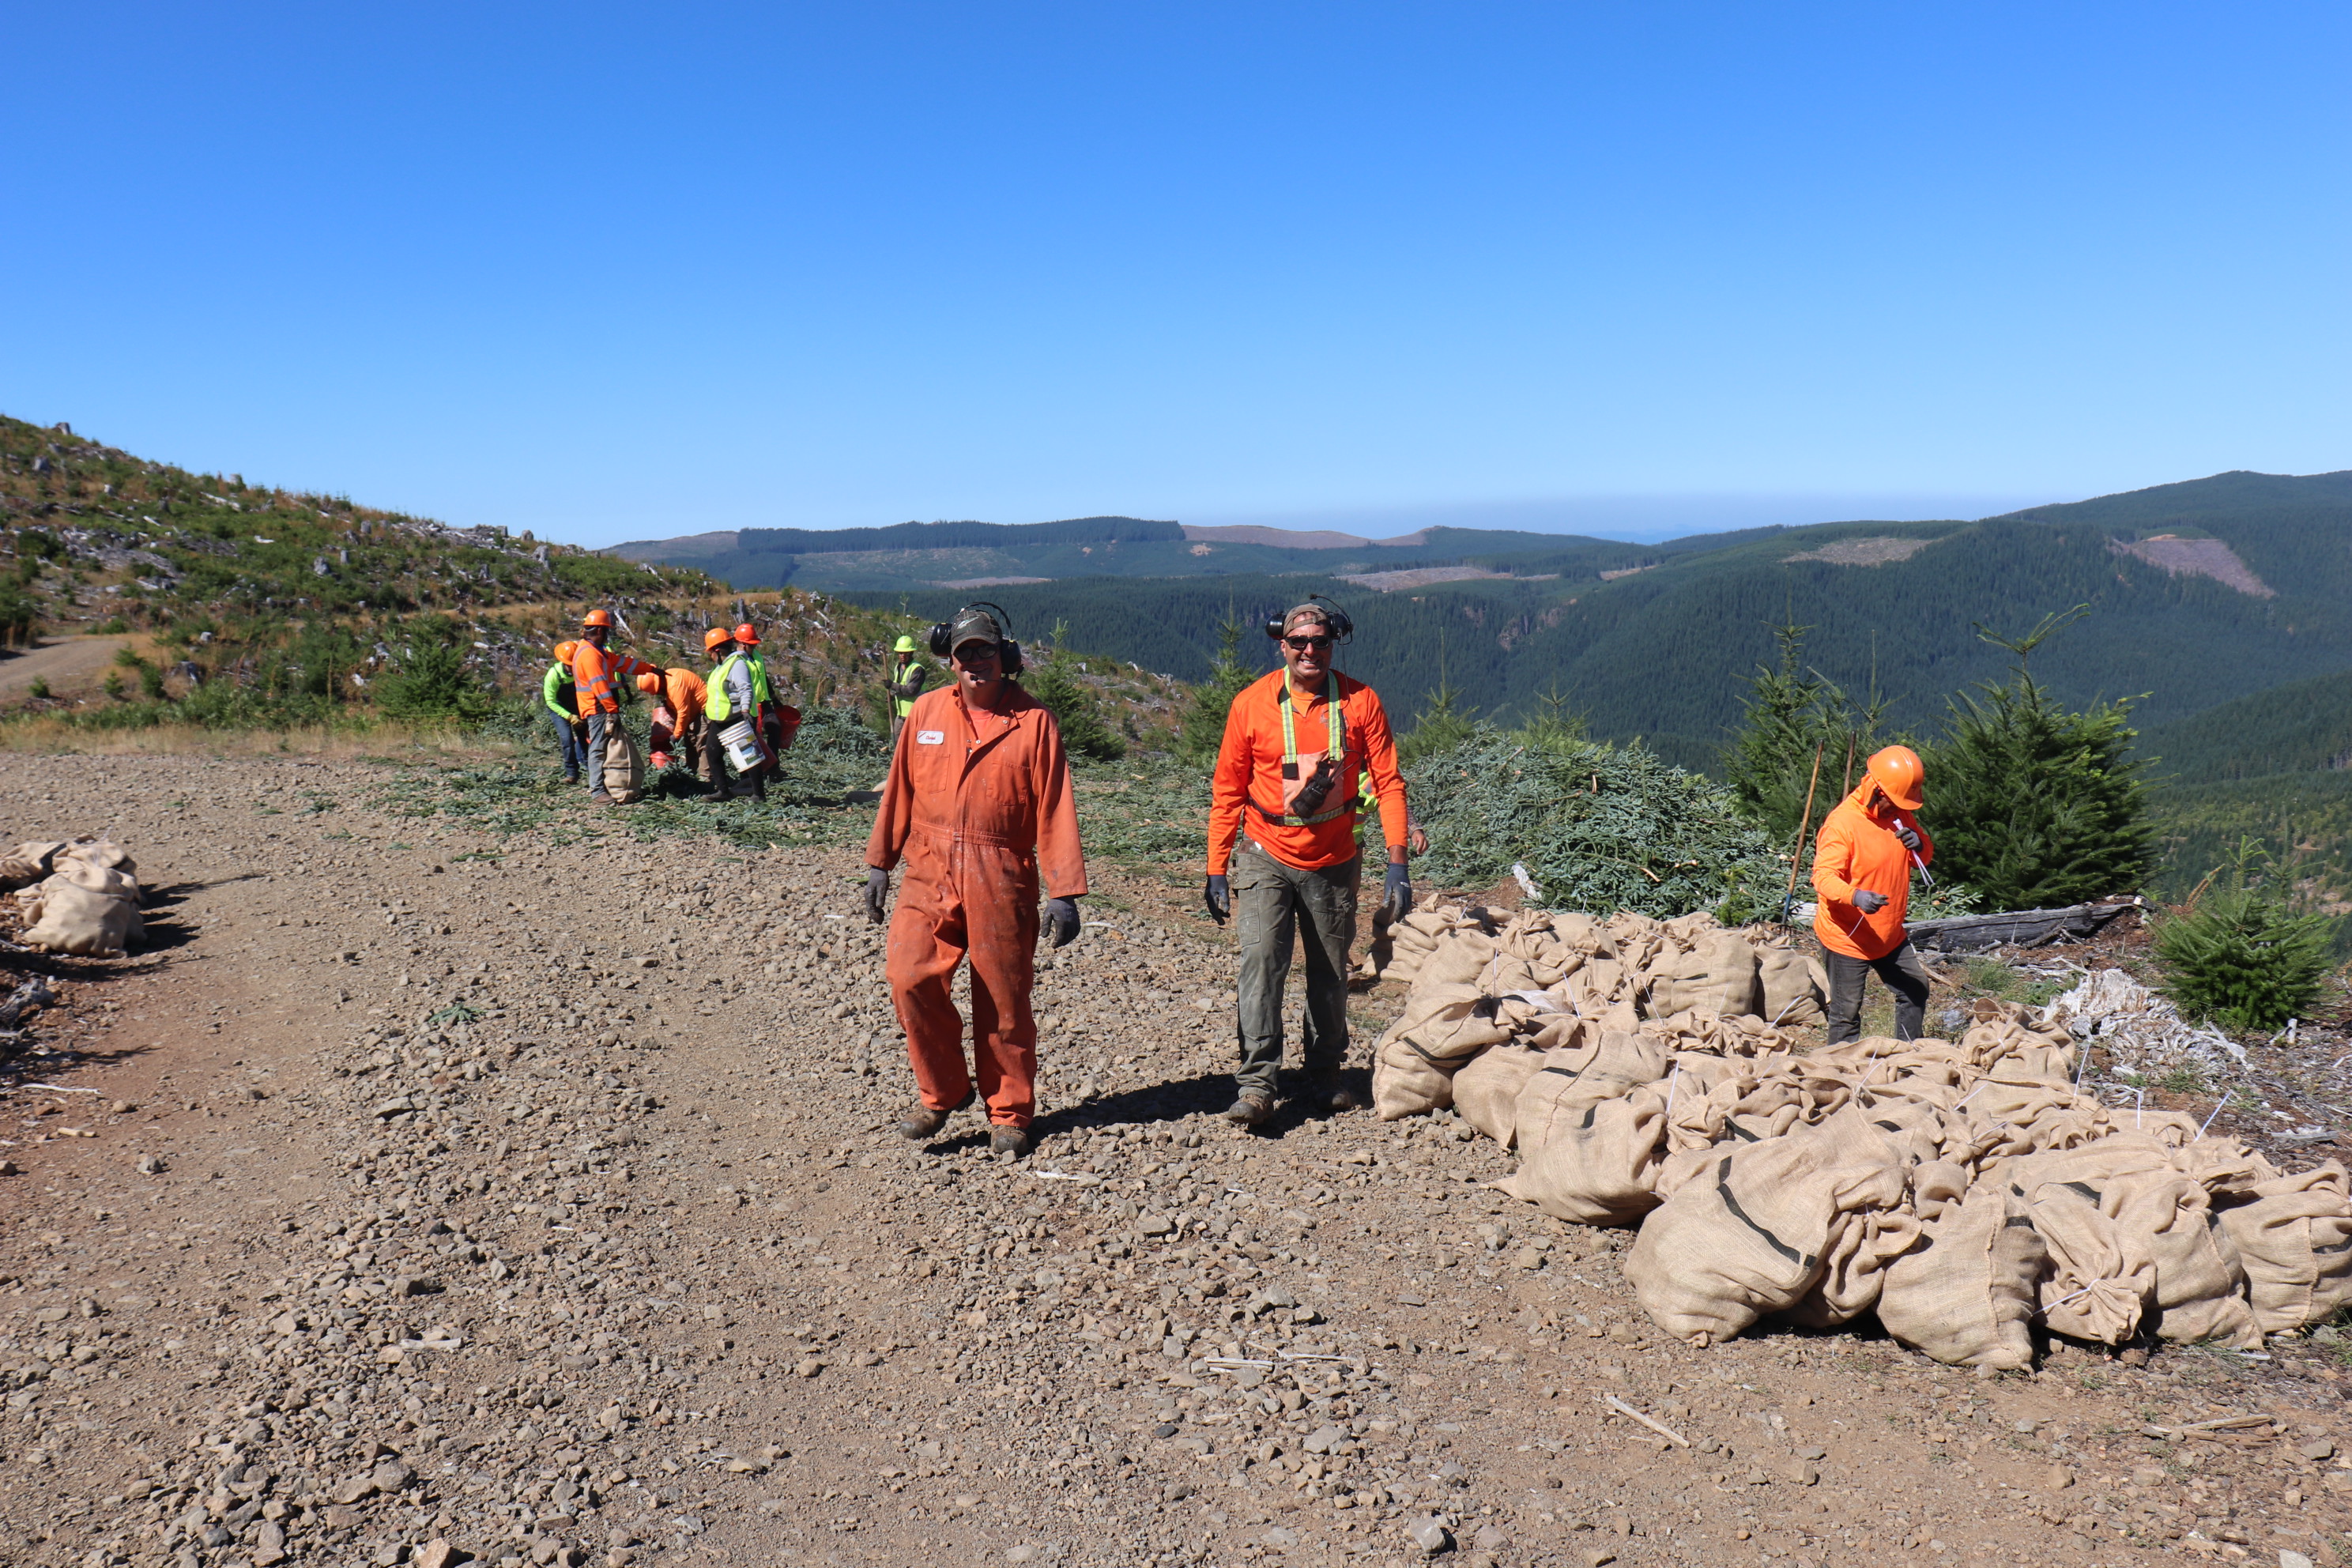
[
  {"xmin": 733, "ymin": 621, "xmax": 760, "ymax": 646},
  {"xmin": 1866, "ymin": 745, "xmax": 1926, "ymax": 812},
  {"xmin": 582, "ymin": 609, "xmax": 616, "ymax": 629},
  {"xmin": 703, "ymin": 627, "xmax": 733, "ymax": 655}
]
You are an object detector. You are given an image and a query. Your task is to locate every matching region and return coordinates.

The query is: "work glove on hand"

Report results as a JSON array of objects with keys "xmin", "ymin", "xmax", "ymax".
[
  {"xmin": 1204, "ymin": 873, "xmax": 1231, "ymax": 925},
  {"xmin": 1893, "ymin": 823, "xmax": 1922, "ymax": 853},
  {"xmin": 1379, "ymin": 861, "xmax": 1413, "ymax": 923},
  {"xmin": 864, "ymin": 866, "xmax": 890, "ymax": 925},
  {"xmin": 1046, "ymin": 896, "xmax": 1081, "ymax": 949},
  {"xmin": 1852, "ymin": 889, "xmax": 1888, "ymax": 914}
]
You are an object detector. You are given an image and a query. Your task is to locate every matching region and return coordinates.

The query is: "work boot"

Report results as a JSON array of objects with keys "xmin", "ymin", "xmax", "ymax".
[
  {"xmin": 989, "ymin": 1125, "xmax": 1032, "ymax": 1157},
  {"xmin": 1302, "ymin": 1080, "xmax": 1365, "ymax": 1114},
  {"xmin": 1221, "ymin": 1094, "xmax": 1273, "ymax": 1129},
  {"xmin": 897, "ymin": 1091, "xmax": 974, "ymax": 1141}
]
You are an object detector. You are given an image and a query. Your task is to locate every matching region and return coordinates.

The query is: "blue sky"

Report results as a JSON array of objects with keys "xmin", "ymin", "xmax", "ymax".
[{"xmin": 6, "ymin": 3, "xmax": 2345, "ymax": 547}]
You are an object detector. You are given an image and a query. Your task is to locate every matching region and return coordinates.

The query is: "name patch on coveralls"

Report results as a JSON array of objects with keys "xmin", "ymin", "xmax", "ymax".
[{"xmin": 916, "ymin": 729, "xmax": 946, "ymax": 745}]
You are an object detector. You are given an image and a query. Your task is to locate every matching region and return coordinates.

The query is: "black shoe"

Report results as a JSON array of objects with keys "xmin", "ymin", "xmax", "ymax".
[{"xmin": 989, "ymin": 1125, "xmax": 1033, "ymax": 1157}]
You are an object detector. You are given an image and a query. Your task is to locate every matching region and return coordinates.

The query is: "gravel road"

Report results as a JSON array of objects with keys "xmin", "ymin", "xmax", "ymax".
[{"xmin": 2, "ymin": 753, "xmax": 2348, "ymax": 1568}]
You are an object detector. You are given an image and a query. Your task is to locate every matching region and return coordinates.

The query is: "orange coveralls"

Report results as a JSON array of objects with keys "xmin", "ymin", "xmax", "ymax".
[
  {"xmin": 1811, "ymin": 783, "xmax": 1936, "ymax": 960},
  {"xmin": 865, "ymin": 683, "xmax": 1087, "ymax": 1129}
]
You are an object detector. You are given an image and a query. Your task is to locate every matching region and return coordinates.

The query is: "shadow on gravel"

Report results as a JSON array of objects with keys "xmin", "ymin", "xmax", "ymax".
[{"xmin": 915, "ymin": 1062, "xmax": 1378, "ymax": 1154}]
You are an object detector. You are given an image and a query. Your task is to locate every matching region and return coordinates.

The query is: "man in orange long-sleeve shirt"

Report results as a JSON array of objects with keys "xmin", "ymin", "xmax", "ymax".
[
  {"xmin": 635, "ymin": 666, "xmax": 710, "ymax": 779},
  {"xmin": 1811, "ymin": 744, "xmax": 1936, "ymax": 1046},
  {"xmin": 1206, "ymin": 601, "xmax": 1411, "ymax": 1126},
  {"xmin": 865, "ymin": 606, "xmax": 1087, "ymax": 1157}
]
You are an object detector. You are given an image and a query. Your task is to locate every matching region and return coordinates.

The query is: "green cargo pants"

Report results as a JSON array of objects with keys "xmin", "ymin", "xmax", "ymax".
[{"xmin": 1232, "ymin": 841, "xmax": 1359, "ymax": 1102}]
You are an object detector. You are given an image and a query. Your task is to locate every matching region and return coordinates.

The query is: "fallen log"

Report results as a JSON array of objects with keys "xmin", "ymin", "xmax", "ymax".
[{"xmin": 1903, "ymin": 899, "xmax": 2144, "ymax": 954}]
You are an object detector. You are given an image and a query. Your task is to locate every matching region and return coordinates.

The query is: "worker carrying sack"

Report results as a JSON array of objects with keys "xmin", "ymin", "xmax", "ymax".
[{"xmin": 601, "ymin": 726, "xmax": 645, "ymax": 804}]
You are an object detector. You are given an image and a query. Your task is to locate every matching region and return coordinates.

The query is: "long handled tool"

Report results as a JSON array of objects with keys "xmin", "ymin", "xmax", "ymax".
[{"xmin": 1781, "ymin": 741, "xmax": 1825, "ymax": 926}]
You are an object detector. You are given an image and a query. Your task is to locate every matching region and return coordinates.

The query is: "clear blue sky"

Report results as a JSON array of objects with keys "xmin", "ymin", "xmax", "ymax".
[{"xmin": 6, "ymin": 3, "xmax": 2346, "ymax": 547}]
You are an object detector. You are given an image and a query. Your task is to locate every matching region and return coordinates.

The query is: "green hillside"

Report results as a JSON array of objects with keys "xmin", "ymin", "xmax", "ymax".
[
  {"xmin": 839, "ymin": 473, "xmax": 2352, "ymax": 775},
  {"xmin": 2137, "ymin": 670, "xmax": 2352, "ymax": 786},
  {"xmin": 611, "ymin": 516, "xmax": 1711, "ymax": 592}
]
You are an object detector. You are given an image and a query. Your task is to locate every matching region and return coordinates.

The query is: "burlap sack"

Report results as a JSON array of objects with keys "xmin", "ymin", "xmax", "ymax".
[
  {"xmin": 1624, "ymin": 1117, "xmax": 1909, "ymax": 1344},
  {"xmin": 0, "ymin": 840, "xmax": 66, "ymax": 888},
  {"xmin": 17, "ymin": 878, "xmax": 142, "ymax": 957},
  {"xmin": 1756, "ymin": 945, "xmax": 1827, "ymax": 1027},
  {"xmin": 2091, "ymin": 1166, "xmax": 2258, "ymax": 1346},
  {"xmin": 1876, "ymin": 1185, "xmax": 2048, "ymax": 1368},
  {"xmin": 1378, "ymin": 907, "xmax": 1482, "ymax": 986},
  {"xmin": 2008, "ymin": 1143, "xmax": 2171, "ymax": 1343},
  {"xmin": 1370, "ymin": 986, "xmax": 1513, "ymax": 1120},
  {"xmin": 1644, "ymin": 931, "xmax": 1762, "ymax": 1020},
  {"xmin": 47, "ymin": 857, "xmax": 138, "ymax": 900},
  {"xmin": 1498, "ymin": 1085, "xmax": 1669, "ymax": 1226},
  {"xmin": 2218, "ymin": 1163, "xmax": 2352, "ymax": 1333},
  {"xmin": 1511, "ymin": 1032, "xmax": 1670, "ymax": 1153},
  {"xmin": 602, "ymin": 727, "xmax": 645, "ymax": 804},
  {"xmin": 1451, "ymin": 1045, "xmax": 1547, "ymax": 1147},
  {"xmin": 1783, "ymin": 1207, "xmax": 1923, "ymax": 1328},
  {"xmin": 1415, "ymin": 935, "xmax": 1501, "ymax": 991},
  {"xmin": 58, "ymin": 836, "xmax": 137, "ymax": 877}
]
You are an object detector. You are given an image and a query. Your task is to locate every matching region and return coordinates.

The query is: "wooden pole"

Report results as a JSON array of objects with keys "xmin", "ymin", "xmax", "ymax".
[{"xmin": 1782, "ymin": 741, "xmax": 1825, "ymax": 925}]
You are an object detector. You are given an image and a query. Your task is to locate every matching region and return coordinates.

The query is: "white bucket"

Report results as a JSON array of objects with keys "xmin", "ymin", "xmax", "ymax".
[{"xmin": 719, "ymin": 720, "xmax": 763, "ymax": 773}]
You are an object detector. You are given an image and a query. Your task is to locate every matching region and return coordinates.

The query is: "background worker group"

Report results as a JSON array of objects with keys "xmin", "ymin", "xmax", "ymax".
[{"xmin": 550, "ymin": 610, "xmax": 801, "ymax": 804}]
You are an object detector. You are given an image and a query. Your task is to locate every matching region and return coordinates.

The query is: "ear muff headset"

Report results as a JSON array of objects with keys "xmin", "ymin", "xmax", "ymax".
[
  {"xmin": 1265, "ymin": 593, "xmax": 1355, "ymax": 644},
  {"xmin": 926, "ymin": 601, "xmax": 1025, "ymax": 677}
]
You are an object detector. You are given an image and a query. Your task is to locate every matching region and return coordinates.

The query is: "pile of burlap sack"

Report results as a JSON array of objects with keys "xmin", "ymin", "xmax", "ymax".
[
  {"xmin": 0, "ymin": 837, "xmax": 142, "ymax": 957},
  {"xmin": 1370, "ymin": 906, "xmax": 2352, "ymax": 1367}
]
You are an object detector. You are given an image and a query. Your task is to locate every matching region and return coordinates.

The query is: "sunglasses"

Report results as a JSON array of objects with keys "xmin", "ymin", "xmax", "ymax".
[{"xmin": 1283, "ymin": 635, "xmax": 1334, "ymax": 651}]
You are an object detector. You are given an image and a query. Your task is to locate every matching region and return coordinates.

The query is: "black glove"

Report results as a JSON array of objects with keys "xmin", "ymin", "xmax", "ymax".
[
  {"xmin": 1204, "ymin": 873, "xmax": 1231, "ymax": 925},
  {"xmin": 1379, "ymin": 861, "xmax": 1412, "ymax": 922},
  {"xmin": 864, "ymin": 866, "xmax": 889, "ymax": 925},
  {"xmin": 1893, "ymin": 823, "xmax": 1922, "ymax": 854},
  {"xmin": 1046, "ymin": 896, "xmax": 1081, "ymax": 948},
  {"xmin": 1853, "ymin": 889, "xmax": 1888, "ymax": 914}
]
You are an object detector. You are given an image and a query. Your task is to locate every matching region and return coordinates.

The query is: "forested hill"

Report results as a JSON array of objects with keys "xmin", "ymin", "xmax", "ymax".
[{"xmin": 836, "ymin": 469, "xmax": 2352, "ymax": 773}]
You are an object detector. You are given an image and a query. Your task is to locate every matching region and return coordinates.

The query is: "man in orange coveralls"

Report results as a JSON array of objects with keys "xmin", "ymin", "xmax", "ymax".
[
  {"xmin": 1205, "ymin": 600, "xmax": 1412, "ymax": 1127},
  {"xmin": 1811, "ymin": 744, "xmax": 1936, "ymax": 1046},
  {"xmin": 864, "ymin": 605, "xmax": 1086, "ymax": 1157}
]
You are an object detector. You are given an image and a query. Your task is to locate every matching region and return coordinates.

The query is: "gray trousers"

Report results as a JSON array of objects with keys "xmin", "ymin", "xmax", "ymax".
[
  {"xmin": 584, "ymin": 711, "xmax": 612, "ymax": 797},
  {"xmin": 1232, "ymin": 842, "xmax": 1359, "ymax": 1100},
  {"xmin": 1822, "ymin": 942, "xmax": 1932, "ymax": 1046}
]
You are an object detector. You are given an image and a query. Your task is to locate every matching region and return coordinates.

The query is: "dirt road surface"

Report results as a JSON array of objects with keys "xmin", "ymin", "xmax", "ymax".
[{"xmin": 2, "ymin": 753, "xmax": 2348, "ymax": 1568}]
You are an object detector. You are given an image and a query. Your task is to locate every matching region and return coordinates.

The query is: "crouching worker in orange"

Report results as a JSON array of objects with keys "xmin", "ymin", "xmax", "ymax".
[
  {"xmin": 863, "ymin": 604, "xmax": 1086, "ymax": 1157},
  {"xmin": 1811, "ymin": 744, "xmax": 1936, "ymax": 1046},
  {"xmin": 635, "ymin": 668, "xmax": 710, "ymax": 782}
]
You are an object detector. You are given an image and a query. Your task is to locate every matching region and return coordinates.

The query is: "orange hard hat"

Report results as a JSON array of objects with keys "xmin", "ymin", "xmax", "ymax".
[
  {"xmin": 552, "ymin": 640, "xmax": 579, "ymax": 664},
  {"xmin": 1865, "ymin": 744, "xmax": 1926, "ymax": 812},
  {"xmin": 703, "ymin": 627, "xmax": 733, "ymax": 655},
  {"xmin": 733, "ymin": 621, "xmax": 760, "ymax": 646},
  {"xmin": 582, "ymin": 609, "xmax": 616, "ymax": 629},
  {"xmin": 635, "ymin": 672, "xmax": 662, "ymax": 695}
]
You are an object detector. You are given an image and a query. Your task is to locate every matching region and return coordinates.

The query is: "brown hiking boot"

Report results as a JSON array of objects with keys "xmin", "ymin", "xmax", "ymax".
[
  {"xmin": 898, "ymin": 1091, "xmax": 974, "ymax": 1141},
  {"xmin": 989, "ymin": 1125, "xmax": 1032, "ymax": 1157},
  {"xmin": 1304, "ymin": 1080, "xmax": 1365, "ymax": 1114},
  {"xmin": 1221, "ymin": 1094, "xmax": 1273, "ymax": 1129}
]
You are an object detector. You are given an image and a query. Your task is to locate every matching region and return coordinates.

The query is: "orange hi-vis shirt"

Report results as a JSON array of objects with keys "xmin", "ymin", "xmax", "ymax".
[
  {"xmin": 656, "ymin": 666, "xmax": 708, "ymax": 722},
  {"xmin": 570, "ymin": 642, "xmax": 619, "ymax": 716},
  {"xmin": 1207, "ymin": 669, "xmax": 1407, "ymax": 875},
  {"xmin": 1811, "ymin": 783, "xmax": 1936, "ymax": 960}
]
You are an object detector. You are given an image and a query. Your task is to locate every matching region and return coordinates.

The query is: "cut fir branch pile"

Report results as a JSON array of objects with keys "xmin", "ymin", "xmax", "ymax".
[{"xmin": 1406, "ymin": 726, "xmax": 1784, "ymax": 921}]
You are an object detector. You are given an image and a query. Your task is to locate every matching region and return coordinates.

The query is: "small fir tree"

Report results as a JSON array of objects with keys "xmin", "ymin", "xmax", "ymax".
[
  {"xmin": 1927, "ymin": 609, "xmax": 2154, "ymax": 910},
  {"xmin": 1178, "ymin": 603, "xmax": 1260, "ymax": 763},
  {"xmin": 2154, "ymin": 842, "xmax": 2338, "ymax": 1031}
]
